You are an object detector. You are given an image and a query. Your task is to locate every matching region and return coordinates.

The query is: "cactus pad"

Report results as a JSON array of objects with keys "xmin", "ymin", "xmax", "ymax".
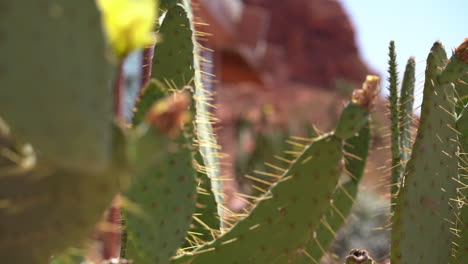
[
  {"xmin": 152, "ymin": 4, "xmax": 224, "ymax": 223},
  {"xmin": 124, "ymin": 131, "xmax": 197, "ymax": 264},
  {"xmin": 399, "ymin": 57, "xmax": 416, "ymax": 164},
  {"xmin": 296, "ymin": 122, "xmax": 371, "ymax": 263},
  {"xmin": 0, "ymin": 131, "xmax": 122, "ymax": 264},
  {"xmin": 172, "ymin": 134, "xmax": 342, "ymax": 264},
  {"xmin": 391, "ymin": 42, "xmax": 458, "ymax": 264},
  {"xmin": 0, "ymin": 0, "xmax": 114, "ymax": 172}
]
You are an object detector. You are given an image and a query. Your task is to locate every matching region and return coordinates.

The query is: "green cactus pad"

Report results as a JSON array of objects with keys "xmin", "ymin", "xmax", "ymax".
[
  {"xmin": 0, "ymin": 130, "xmax": 122, "ymax": 264},
  {"xmin": 457, "ymin": 104, "xmax": 468, "ymax": 136},
  {"xmin": 123, "ymin": 78, "xmax": 197, "ymax": 263},
  {"xmin": 455, "ymin": 75, "xmax": 468, "ymax": 114},
  {"xmin": 152, "ymin": 5, "xmax": 194, "ymax": 89},
  {"xmin": 391, "ymin": 42, "xmax": 458, "ymax": 264},
  {"xmin": 152, "ymin": 4, "xmax": 224, "ymax": 223},
  {"xmin": 296, "ymin": 123, "xmax": 371, "ymax": 263},
  {"xmin": 172, "ymin": 134, "xmax": 342, "ymax": 264},
  {"xmin": 343, "ymin": 123, "xmax": 371, "ymax": 184},
  {"xmin": 452, "ymin": 104, "xmax": 468, "ymax": 263},
  {"xmin": 452, "ymin": 203, "xmax": 468, "ymax": 264},
  {"xmin": 0, "ymin": 0, "xmax": 114, "ymax": 172},
  {"xmin": 399, "ymin": 57, "xmax": 416, "ymax": 164},
  {"xmin": 132, "ymin": 79, "xmax": 219, "ymax": 250},
  {"xmin": 124, "ymin": 129, "xmax": 197, "ymax": 264},
  {"xmin": 386, "ymin": 41, "xmax": 403, "ymax": 209},
  {"xmin": 132, "ymin": 80, "xmax": 168, "ymax": 125},
  {"xmin": 183, "ymin": 162, "xmax": 220, "ymax": 247},
  {"xmin": 235, "ymin": 117, "xmax": 292, "ymax": 194},
  {"xmin": 438, "ymin": 39, "xmax": 468, "ymax": 85},
  {"xmin": 335, "ymin": 103, "xmax": 369, "ymax": 140},
  {"xmin": 183, "ymin": 2, "xmax": 225, "ymax": 223},
  {"xmin": 456, "ymin": 74, "xmax": 468, "ymax": 99}
]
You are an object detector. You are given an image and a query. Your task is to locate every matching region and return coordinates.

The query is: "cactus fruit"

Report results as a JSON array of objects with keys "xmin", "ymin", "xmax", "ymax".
[{"xmin": 335, "ymin": 75, "xmax": 379, "ymax": 140}]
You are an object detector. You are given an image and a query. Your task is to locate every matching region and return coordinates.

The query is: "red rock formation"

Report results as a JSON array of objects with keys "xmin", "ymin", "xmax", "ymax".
[{"xmin": 242, "ymin": 0, "xmax": 370, "ymax": 87}]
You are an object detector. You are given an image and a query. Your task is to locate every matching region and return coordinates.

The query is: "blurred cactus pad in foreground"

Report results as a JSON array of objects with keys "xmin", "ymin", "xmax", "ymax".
[{"xmin": 0, "ymin": 0, "xmax": 467, "ymax": 264}]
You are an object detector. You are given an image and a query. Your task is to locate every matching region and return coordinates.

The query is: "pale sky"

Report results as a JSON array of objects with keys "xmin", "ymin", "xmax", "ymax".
[{"xmin": 340, "ymin": 0, "xmax": 466, "ymax": 103}]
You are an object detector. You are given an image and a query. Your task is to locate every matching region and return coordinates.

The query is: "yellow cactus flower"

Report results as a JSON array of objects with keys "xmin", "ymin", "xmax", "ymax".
[{"xmin": 96, "ymin": 0, "xmax": 158, "ymax": 57}]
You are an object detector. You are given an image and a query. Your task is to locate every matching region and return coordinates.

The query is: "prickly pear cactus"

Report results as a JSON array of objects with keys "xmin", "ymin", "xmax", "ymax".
[
  {"xmin": 391, "ymin": 41, "xmax": 467, "ymax": 264},
  {"xmin": 0, "ymin": 122, "xmax": 124, "ymax": 264},
  {"xmin": 398, "ymin": 57, "xmax": 416, "ymax": 166},
  {"xmin": 150, "ymin": 3, "xmax": 223, "ymax": 234},
  {"xmin": 386, "ymin": 41, "xmax": 403, "ymax": 203},
  {"xmin": 455, "ymin": 75, "xmax": 468, "ymax": 114},
  {"xmin": 151, "ymin": 5, "xmax": 194, "ymax": 89},
  {"xmin": 172, "ymin": 133, "xmax": 344, "ymax": 264},
  {"xmin": 171, "ymin": 76, "xmax": 378, "ymax": 264},
  {"xmin": 0, "ymin": 0, "xmax": 114, "ymax": 172},
  {"xmin": 452, "ymin": 103, "xmax": 468, "ymax": 263},
  {"xmin": 123, "ymin": 83, "xmax": 197, "ymax": 264},
  {"xmin": 182, "ymin": 1, "xmax": 225, "ymax": 224},
  {"xmin": 0, "ymin": 1, "xmax": 126, "ymax": 263},
  {"xmin": 295, "ymin": 123, "xmax": 371, "ymax": 263}
]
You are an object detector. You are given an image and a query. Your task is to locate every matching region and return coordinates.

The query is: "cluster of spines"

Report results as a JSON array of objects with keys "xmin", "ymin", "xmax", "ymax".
[
  {"xmin": 453, "ymin": 103, "xmax": 468, "ymax": 263},
  {"xmin": 181, "ymin": 0, "xmax": 226, "ymax": 228},
  {"xmin": 452, "ymin": 41, "xmax": 468, "ymax": 263}
]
